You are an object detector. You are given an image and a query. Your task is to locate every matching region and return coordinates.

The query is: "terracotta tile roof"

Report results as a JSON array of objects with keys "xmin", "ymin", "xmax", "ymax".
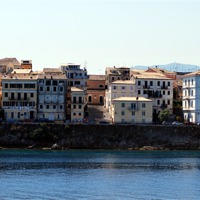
[
  {"xmin": 88, "ymin": 75, "xmax": 105, "ymax": 80},
  {"xmin": 0, "ymin": 58, "xmax": 20, "ymax": 66},
  {"xmin": 111, "ymin": 80, "xmax": 135, "ymax": 84}
]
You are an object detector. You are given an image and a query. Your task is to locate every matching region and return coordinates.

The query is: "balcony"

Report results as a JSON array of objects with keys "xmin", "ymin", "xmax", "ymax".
[
  {"xmin": 128, "ymin": 106, "xmax": 139, "ymax": 111},
  {"xmin": 143, "ymin": 85, "xmax": 150, "ymax": 89},
  {"xmin": 160, "ymin": 104, "xmax": 167, "ymax": 109},
  {"xmin": 161, "ymin": 86, "xmax": 168, "ymax": 89}
]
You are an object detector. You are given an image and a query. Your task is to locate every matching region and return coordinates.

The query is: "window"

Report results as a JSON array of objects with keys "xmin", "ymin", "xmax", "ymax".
[
  {"xmin": 73, "ymin": 113, "xmax": 76, "ymax": 116},
  {"xmin": 157, "ymin": 100, "xmax": 160, "ymax": 105},
  {"xmin": 53, "ymin": 87, "xmax": 57, "ymax": 92},
  {"xmin": 191, "ymin": 100, "xmax": 193, "ymax": 107},
  {"xmin": 79, "ymin": 113, "xmax": 82, "ymax": 116},
  {"xmin": 132, "ymin": 111, "xmax": 135, "ymax": 116},
  {"xmin": 167, "ymin": 100, "xmax": 170, "ymax": 105},
  {"xmin": 157, "ymin": 81, "xmax": 160, "ymax": 86},
  {"xmin": 150, "ymin": 81, "xmax": 153, "ymax": 86},
  {"xmin": 185, "ymin": 80, "xmax": 187, "ymax": 86},
  {"xmin": 99, "ymin": 84, "xmax": 104, "ymax": 88},
  {"xmin": 73, "ymin": 105, "xmax": 76, "ymax": 109},
  {"xmin": 121, "ymin": 103, "xmax": 125, "ymax": 107},
  {"xmin": 168, "ymin": 91, "xmax": 170, "ymax": 95},
  {"xmin": 40, "ymin": 105, "xmax": 43, "ymax": 109},
  {"xmin": 18, "ymin": 112, "xmax": 20, "ymax": 119},
  {"xmin": 168, "ymin": 82, "xmax": 170, "ymax": 86},
  {"xmin": 191, "ymin": 90, "xmax": 193, "ymax": 96},
  {"xmin": 40, "ymin": 87, "xmax": 43, "ymax": 92},
  {"xmin": 24, "ymin": 93, "xmax": 27, "ymax": 100},
  {"xmin": 5, "ymin": 83, "xmax": 8, "ymax": 88},
  {"xmin": 113, "ymin": 86, "xmax": 117, "ymax": 90},
  {"xmin": 4, "ymin": 93, "xmax": 8, "ymax": 97},
  {"xmin": 47, "ymin": 86, "xmax": 50, "ymax": 92},
  {"xmin": 163, "ymin": 91, "xmax": 165, "ymax": 95},
  {"xmin": 46, "ymin": 105, "xmax": 49, "ymax": 109},
  {"xmin": 131, "ymin": 103, "xmax": 136, "ymax": 109},
  {"xmin": 121, "ymin": 111, "xmax": 125, "ymax": 115},
  {"xmin": 138, "ymin": 81, "xmax": 141, "ymax": 86},
  {"xmin": 138, "ymin": 90, "xmax": 141, "ymax": 95},
  {"xmin": 46, "ymin": 80, "xmax": 51, "ymax": 86},
  {"xmin": 121, "ymin": 86, "xmax": 125, "ymax": 90},
  {"xmin": 18, "ymin": 93, "xmax": 21, "ymax": 100},
  {"xmin": 60, "ymin": 87, "xmax": 63, "ymax": 92},
  {"xmin": 53, "ymin": 105, "xmax": 56, "ymax": 109},
  {"xmin": 192, "ymin": 79, "xmax": 193, "ymax": 85},
  {"xmin": 130, "ymin": 86, "xmax": 134, "ymax": 90},
  {"xmin": 30, "ymin": 93, "xmax": 34, "ymax": 98},
  {"xmin": 142, "ymin": 119, "xmax": 145, "ymax": 123},
  {"xmin": 79, "ymin": 105, "xmax": 82, "ymax": 109},
  {"xmin": 60, "ymin": 105, "xmax": 63, "ymax": 109},
  {"xmin": 142, "ymin": 111, "xmax": 145, "ymax": 116}
]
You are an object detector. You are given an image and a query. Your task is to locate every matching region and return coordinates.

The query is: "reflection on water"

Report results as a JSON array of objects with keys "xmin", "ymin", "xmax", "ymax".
[{"xmin": 0, "ymin": 150, "xmax": 200, "ymax": 200}]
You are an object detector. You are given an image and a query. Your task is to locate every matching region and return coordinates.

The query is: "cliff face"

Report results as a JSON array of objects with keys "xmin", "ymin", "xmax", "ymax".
[{"xmin": 0, "ymin": 123, "xmax": 200, "ymax": 150}]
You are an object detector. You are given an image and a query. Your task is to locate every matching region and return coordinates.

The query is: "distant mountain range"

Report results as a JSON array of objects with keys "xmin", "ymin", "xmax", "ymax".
[{"xmin": 131, "ymin": 63, "xmax": 200, "ymax": 73}]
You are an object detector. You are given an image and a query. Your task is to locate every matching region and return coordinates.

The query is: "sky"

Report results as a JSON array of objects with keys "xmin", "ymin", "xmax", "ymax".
[{"xmin": 1, "ymin": 0, "xmax": 200, "ymax": 74}]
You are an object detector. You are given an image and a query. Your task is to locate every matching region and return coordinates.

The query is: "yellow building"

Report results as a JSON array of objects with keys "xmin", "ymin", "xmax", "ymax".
[
  {"xmin": 112, "ymin": 97, "xmax": 152, "ymax": 124},
  {"xmin": 71, "ymin": 87, "xmax": 87, "ymax": 123},
  {"xmin": 2, "ymin": 74, "xmax": 38, "ymax": 121}
]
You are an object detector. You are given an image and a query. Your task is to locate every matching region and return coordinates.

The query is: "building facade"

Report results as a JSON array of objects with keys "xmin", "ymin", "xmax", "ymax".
[
  {"xmin": 182, "ymin": 71, "xmax": 200, "ymax": 123},
  {"xmin": 71, "ymin": 87, "xmax": 87, "ymax": 123},
  {"xmin": 2, "ymin": 74, "xmax": 38, "ymax": 121},
  {"xmin": 37, "ymin": 73, "xmax": 67, "ymax": 121},
  {"xmin": 131, "ymin": 71, "xmax": 173, "ymax": 114},
  {"xmin": 87, "ymin": 75, "xmax": 105, "ymax": 105},
  {"xmin": 112, "ymin": 97, "xmax": 152, "ymax": 124}
]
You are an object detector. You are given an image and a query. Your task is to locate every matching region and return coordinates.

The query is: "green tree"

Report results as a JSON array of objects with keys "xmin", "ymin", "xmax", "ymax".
[{"xmin": 158, "ymin": 109, "xmax": 170, "ymax": 122}]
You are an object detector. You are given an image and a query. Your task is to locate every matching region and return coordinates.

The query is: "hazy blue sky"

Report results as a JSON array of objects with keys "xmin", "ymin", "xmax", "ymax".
[{"xmin": 1, "ymin": 0, "xmax": 200, "ymax": 74}]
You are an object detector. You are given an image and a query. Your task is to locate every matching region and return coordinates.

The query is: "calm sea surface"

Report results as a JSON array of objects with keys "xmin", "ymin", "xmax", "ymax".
[{"xmin": 0, "ymin": 149, "xmax": 200, "ymax": 200}]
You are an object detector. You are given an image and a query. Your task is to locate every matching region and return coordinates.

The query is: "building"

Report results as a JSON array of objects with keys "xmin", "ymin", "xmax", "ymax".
[
  {"xmin": 112, "ymin": 97, "xmax": 153, "ymax": 124},
  {"xmin": 0, "ymin": 57, "xmax": 20, "ymax": 73},
  {"xmin": 37, "ymin": 72, "xmax": 67, "ymax": 121},
  {"xmin": 2, "ymin": 73, "xmax": 38, "ymax": 121},
  {"xmin": 182, "ymin": 71, "xmax": 200, "ymax": 123},
  {"xmin": 105, "ymin": 66, "xmax": 130, "ymax": 87},
  {"xmin": 71, "ymin": 87, "xmax": 87, "ymax": 123},
  {"xmin": 105, "ymin": 80, "xmax": 135, "ymax": 113},
  {"xmin": 21, "ymin": 60, "xmax": 32, "ymax": 70},
  {"xmin": 131, "ymin": 70, "xmax": 174, "ymax": 114},
  {"xmin": 60, "ymin": 63, "xmax": 88, "ymax": 119},
  {"xmin": 87, "ymin": 75, "xmax": 105, "ymax": 105}
]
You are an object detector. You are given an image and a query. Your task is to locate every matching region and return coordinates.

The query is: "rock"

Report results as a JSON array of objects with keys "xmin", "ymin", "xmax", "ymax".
[{"xmin": 51, "ymin": 143, "xmax": 60, "ymax": 150}]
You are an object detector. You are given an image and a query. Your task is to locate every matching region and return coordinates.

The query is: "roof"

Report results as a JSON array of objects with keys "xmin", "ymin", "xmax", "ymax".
[
  {"xmin": 131, "ymin": 71, "xmax": 172, "ymax": 80},
  {"xmin": 12, "ymin": 69, "xmax": 32, "ymax": 74},
  {"xmin": 113, "ymin": 97, "xmax": 152, "ymax": 102},
  {"xmin": 88, "ymin": 75, "xmax": 105, "ymax": 80},
  {"xmin": 2, "ymin": 74, "xmax": 38, "ymax": 80},
  {"xmin": 111, "ymin": 80, "xmax": 135, "ymax": 84},
  {"xmin": 182, "ymin": 70, "xmax": 200, "ymax": 78},
  {"xmin": 37, "ymin": 74, "xmax": 67, "ymax": 80},
  {"xmin": 146, "ymin": 67, "xmax": 176, "ymax": 74},
  {"xmin": 43, "ymin": 68, "xmax": 63, "ymax": 74},
  {"xmin": 0, "ymin": 58, "xmax": 20, "ymax": 66}
]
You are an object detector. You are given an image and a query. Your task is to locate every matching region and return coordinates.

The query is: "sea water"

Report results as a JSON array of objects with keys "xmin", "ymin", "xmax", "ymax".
[{"xmin": 0, "ymin": 149, "xmax": 200, "ymax": 200}]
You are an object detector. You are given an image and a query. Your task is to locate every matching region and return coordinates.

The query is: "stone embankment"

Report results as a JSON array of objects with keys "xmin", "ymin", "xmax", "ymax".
[{"xmin": 0, "ymin": 123, "xmax": 200, "ymax": 150}]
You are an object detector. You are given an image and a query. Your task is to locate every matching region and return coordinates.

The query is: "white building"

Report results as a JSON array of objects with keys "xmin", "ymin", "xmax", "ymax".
[
  {"xmin": 182, "ymin": 71, "xmax": 200, "ymax": 123},
  {"xmin": 131, "ymin": 71, "xmax": 174, "ymax": 114},
  {"xmin": 105, "ymin": 80, "xmax": 135, "ymax": 113}
]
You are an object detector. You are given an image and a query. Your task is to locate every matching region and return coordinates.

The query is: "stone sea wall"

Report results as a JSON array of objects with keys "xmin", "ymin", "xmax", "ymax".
[{"xmin": 0, "ymin": 123, "xmax": 200, "ymax": 150}]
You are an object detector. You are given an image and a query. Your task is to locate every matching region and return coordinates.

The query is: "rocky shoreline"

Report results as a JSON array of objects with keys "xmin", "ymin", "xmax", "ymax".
[{"xmin": 0, "ymin": 123, "xmax": 200, "ymax": 150}]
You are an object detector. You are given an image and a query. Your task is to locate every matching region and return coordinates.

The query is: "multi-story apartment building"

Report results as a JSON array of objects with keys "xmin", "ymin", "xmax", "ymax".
[
  {"xmin": 182, "ymin": 71, "xmax": 200, "ymax": 123},
  {"xmin": 60, "ymin": 63, "xmax": 88, "ymax": 119},
  {"xmin": 131, "ymin": 71, "xmax": 173, "ymax": 114},
  {"xmin": 71, "ymin": 87, "xmax": 87, "ymax": 123},
  {"xmin": 105, "ymin": 80, "xmax": 135, "ymax": 113},
  {"xmin": 105, "ymin": 66, "xmax": 130, "ymax": 86},
  {"xmin": 87, "ymin": 75, "xmax": 105, "ymax": 105},
  {"xmin": 112, "ymin": 97, "xmax": 152, "ymax": 124},
  {"xmin": 2, "ymin": 73, "xmax": 38, "ymax": 121},
  {"xmin": 37, "ymin": 72, "xmax": 67, "ymax": 121}
]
